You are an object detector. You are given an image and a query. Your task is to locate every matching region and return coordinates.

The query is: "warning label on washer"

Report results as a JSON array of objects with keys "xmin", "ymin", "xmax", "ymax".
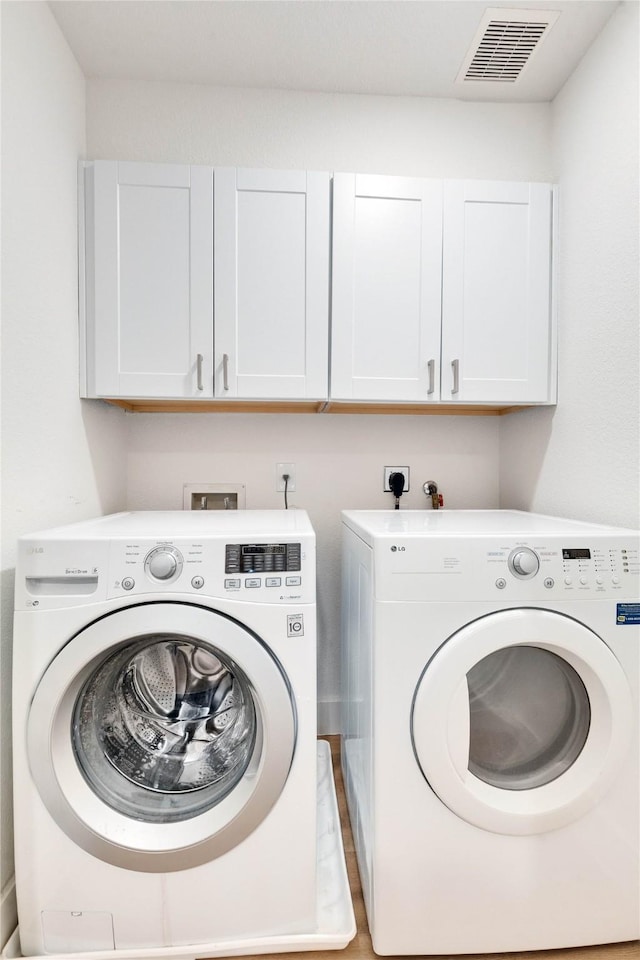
[{"xmin": 616, "ymin": 603, "xmax": 640, "ymax": 624}]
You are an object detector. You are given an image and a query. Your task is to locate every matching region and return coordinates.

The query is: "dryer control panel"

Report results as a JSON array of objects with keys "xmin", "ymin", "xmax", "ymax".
[
  {"xmin": 374, "ymin": 534, "xmax": 639, "ymax": 603},
  {"xmin": 492, "ymin": 541, "xmax": 639, "ymax": 596}
]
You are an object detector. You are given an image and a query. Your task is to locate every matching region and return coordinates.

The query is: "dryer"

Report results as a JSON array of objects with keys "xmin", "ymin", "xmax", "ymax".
[
  {"xmin": 341, "ymin": 509, "xmax": 639, "ymax": 955},
  {"xmin": 13, "ymin": 510, "xmax": 319, "ymax": 957}
]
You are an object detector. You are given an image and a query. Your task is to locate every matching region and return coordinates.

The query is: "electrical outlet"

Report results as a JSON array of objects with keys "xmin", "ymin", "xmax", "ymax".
[
  {"xmin": 276, "ymin": 462, "xmax": 296, "ymax": 492},
  {"xmin": 384, "ymin": 466, "xmax": 410, "ymax": 492}
]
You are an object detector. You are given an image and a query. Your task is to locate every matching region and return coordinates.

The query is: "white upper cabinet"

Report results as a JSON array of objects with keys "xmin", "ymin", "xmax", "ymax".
[
  {"xmin": 331, "ymin": 174, "xmax": 555, "ymax": 406},
  {"xmin": 214, "ymin": 168, "xmax": 330, "ymax": 400},
  {"xmin": 82, "ymin": 161, "xmax": 214, "ymax": 399},
  {"xmin": 441, "ymin": 180, "xmax": 554, "ymax": 404},
  {"xmin": 82, "ymin": 162, "xmax": 330, "ymax": 402},
  {"xmin": 331, "ymin": 174, "xmax": 443, "ymax": 402},
  {"xmin": 82, "ymin": 161, "xmax": 555, "ymax": 409}
]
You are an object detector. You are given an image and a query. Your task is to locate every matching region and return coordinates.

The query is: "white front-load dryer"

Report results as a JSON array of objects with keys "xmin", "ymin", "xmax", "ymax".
[
  {"xmin": 13, "ymin": 511, "xmax": 317, "ymax": 957},
  {"xmin": 341, "ymin": 510, "xmax": 639, "ymax": 955}
]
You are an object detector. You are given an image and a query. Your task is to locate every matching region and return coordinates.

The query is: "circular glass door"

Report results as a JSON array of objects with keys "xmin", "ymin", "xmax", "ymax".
[
  {"xmin": 411, "ymin": 608, "xmax": 633, "ymax": 835},
  {"xmin": 28, "ymin": 602, "xmax": 296, "ymax": 871},
  {"xmin": 73, "ymin": 635, "xmax": 258, "ymax": 823},
  {"xmin": 467, "ymin": 646, "xmax": 591, "ymax": 791}
]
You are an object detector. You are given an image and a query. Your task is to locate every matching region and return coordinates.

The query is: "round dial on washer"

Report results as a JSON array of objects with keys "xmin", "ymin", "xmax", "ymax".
[
  {"xmin": 145, "ymin": 546, "xmax": 183, "ymax": 582},
  {"xmin": 508, "ymin": 547, "xmax": 540, "ymax": 579}
]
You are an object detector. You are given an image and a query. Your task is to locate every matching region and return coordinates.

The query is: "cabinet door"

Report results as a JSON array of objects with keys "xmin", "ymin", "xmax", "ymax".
[
  {"xmin": 331, "ymin": 174, "xmax": 442, "ymax": 402},
  {"xmin": 214, "ymin": 168, "xmax": 330, "ymax": 400},
  {"xmin": 441, "ymin": 181, "xmax": 554, "ymax": 404},
  {"xmin": 83, "ymin": 161, "xmax": 214, "ymax": 399}
]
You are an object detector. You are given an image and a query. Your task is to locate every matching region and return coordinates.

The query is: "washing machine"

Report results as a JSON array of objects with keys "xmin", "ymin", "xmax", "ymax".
[
  {"xmin": 341, "ymin": 509, "xmax": 640, "ymax": 955},
  {"xmin": 13, "ymin": 510, "xmax": 319, "ymax": 957}
]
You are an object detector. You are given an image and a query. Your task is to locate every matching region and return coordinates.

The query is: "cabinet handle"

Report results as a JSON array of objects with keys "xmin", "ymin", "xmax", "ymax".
[
  {"xmin": 451, "ymin": 359, "xmax": 460, "ymax": 395},
  {"xmin": 427, "ymin": 359, "xmax": 435, "ymax": 395},
  {"xmin": 223, "ymin": 353, "xmax": 230, "ymax": 391},
  {"xmin": 196, "ymin": 354, "xmax": 204, "ymax": 391}
]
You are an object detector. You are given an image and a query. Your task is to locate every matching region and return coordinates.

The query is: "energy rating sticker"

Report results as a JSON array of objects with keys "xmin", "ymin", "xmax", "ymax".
[{"xmin": 616, "ymin": 603, "xmax": 640, "ymax": 624}]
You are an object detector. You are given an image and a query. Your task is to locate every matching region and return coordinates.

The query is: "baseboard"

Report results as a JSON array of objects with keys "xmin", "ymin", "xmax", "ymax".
[
  {"xmin": 318, "ymin": 698, "xmax": 341, "ymax": 736},
  {"xmin": 1, "ymin": 877, "xmax": 17, "ymax": 953}
]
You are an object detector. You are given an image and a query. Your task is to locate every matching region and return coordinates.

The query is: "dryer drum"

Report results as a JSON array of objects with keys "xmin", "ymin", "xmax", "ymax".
[
  {"xmin": 72, "ymin": 635, "xmax": 257, "ymax": 823},
  {"xmin": 466, "ymin": 645, "xmax": 591, "ymax": 791}
]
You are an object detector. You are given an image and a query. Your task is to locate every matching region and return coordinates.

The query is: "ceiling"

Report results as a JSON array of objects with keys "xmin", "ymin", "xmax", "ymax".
[{"xmin": 48, "ymin": 0, "xmax": 620, "ymax": 103}]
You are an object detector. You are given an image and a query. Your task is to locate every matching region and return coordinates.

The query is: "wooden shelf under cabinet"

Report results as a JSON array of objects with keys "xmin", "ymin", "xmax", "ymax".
[{"xmin": 102, "ymin": 398, "xmax": 535, "ymax": 416}]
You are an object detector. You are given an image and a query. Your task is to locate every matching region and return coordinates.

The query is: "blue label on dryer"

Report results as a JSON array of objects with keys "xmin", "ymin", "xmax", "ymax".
[{"xmin": 616, "ymin": 603, "xmax": 640, "ymax": 624}]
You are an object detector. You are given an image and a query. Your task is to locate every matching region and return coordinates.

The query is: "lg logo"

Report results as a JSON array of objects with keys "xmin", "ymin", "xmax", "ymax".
[{"xmin": 390, "ymin": 545, "xmax": 406, "ymax": 552}]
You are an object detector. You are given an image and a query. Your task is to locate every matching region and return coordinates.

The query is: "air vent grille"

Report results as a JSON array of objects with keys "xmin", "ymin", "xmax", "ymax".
[{"xmin": 457, "ymin": 8, "xmax": 560, "ymax": 85}]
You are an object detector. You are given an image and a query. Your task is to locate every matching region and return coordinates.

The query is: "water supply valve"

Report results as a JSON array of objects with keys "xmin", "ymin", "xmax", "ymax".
[{"xmin": 423, "ymin": 481, "xmax": 443, "ymax": 509}]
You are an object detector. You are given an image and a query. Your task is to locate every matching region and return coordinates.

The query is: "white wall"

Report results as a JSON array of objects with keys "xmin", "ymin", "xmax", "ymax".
[
  {"xmin": 87, "ymin": 80, "xmax": 553, "ymax": 181},
  {"xmin": 500, "ymin": 1, "xmax": 639, "ymax": 528},
  {"xmin": 86, "ymin": 80, "xmax": 553, "ymax": 729},
  {"xmin": 0, "ymin": 2, "xmax": 128, "ymax": 942}
]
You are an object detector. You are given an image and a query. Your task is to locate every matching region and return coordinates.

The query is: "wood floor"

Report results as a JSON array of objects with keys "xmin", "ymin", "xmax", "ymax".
[{"xmin": 263, "ymin": 737, "xmax": 639, "ymax": 960}]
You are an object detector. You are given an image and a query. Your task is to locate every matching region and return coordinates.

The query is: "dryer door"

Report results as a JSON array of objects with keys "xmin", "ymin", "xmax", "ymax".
[
  {"xmin": 411, "ymin": 608, "xmax": 633, "ymax": 835},
  {"xmin": 28, "ymin": 602, "xmax": 296, "ymax": 871}
]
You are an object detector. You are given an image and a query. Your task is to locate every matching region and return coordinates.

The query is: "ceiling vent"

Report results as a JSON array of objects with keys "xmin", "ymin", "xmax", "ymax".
[{"xmin": 456, "ymin": 7, "xmax": 560, "ymax": 85}]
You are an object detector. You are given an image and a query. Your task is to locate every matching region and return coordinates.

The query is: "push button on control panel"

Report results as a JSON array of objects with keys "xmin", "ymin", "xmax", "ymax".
[
  {"xmin": 225, "ymin": 545, "xmax": 241, "ymax": 574},
  {"xmin": 221, "ymin": 543, "xmax": 307, "ymax": 595}
]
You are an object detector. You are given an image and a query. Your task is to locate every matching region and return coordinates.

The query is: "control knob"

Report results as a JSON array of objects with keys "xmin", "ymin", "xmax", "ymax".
[
  {"xmin": 508, "ymin": 547, "xmax": 540, "ymax": 579},
  {"xmin": 145, "ymin": 546, "xmax": 183, "ymax": 582}
]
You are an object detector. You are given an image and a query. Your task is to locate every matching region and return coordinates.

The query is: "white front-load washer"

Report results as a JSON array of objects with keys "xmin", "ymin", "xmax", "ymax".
[
  {"xmin": 341, "ymin": 509, "xmax": 639, "ymax": 955},
  {"xmin": 13, "ymin": 510, "xmax": 318, "ymax": 957}
]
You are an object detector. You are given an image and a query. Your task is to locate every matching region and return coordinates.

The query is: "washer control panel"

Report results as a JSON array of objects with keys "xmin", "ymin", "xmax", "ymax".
[
  {"xmin": 104, "ymin": 537, "xmax": 313, "ymax": 603},
  {"xmin": 16, "ymin": 512, "xmax": 316, "ymax": 610}
]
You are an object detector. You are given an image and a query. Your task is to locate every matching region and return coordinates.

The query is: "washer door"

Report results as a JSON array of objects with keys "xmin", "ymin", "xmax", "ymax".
[
  {"xmin": 28, "ymin": 602, "xmax": 296, "ymax": 871},
  {"xmin": 411, "ymin": 608, "xmax": 633, "ymax": 835}
]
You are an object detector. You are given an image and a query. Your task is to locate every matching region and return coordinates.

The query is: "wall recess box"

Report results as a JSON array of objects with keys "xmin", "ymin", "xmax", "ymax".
[{"xmin": 183, "ymin": 483, "xmax": 246, "ymax": 510}]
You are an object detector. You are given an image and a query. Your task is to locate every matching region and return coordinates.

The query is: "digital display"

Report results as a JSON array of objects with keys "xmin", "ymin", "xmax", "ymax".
[
  {"xmin": 242, "ymin": 544, "xmax": 286, "ymax": 555},
  {"xmin": 562, "ymin": 548, "xmax": 591, "ymax": 560},
  {"xmin": 225, "ymin": 542, "xmax": 301, "ymax": 574}
]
